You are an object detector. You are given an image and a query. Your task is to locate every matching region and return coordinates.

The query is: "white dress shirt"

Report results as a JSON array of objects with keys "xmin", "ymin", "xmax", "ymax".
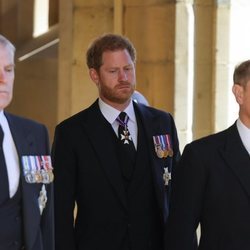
[
  {"xmin": 236, "ymin": 118, "xmax": 250, "ymax": 155},
  {"xmin": 0, "ymin": 111, "xmax": 20, "ymax": 197},
  {"xmin": 98, "ymin": 98, "xmax": 138, "ymax": 149}
]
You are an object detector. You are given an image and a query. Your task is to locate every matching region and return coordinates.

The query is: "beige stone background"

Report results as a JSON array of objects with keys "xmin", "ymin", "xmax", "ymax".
[{"xmin": 1, "ymin": 0, "xmax": 250, "ymax": 151}]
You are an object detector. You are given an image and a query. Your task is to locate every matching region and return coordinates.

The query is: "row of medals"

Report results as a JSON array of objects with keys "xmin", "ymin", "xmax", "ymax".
[
  {"xmin": 25, "ymin": 169, "xmax": 54, "ymax": 184},
  {"xmin": 156, "ymin": 147, "xmax": 173, "ymax": 158}
]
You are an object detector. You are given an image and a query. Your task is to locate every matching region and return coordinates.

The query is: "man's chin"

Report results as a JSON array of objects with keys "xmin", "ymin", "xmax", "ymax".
[
  {"xmin": 117, "ymin": 92, "xmax": 134, "ymax": 103},
  {"xmin": 109, "ymin": 95, "xmax": 132, "ymax": 105},
  {"xmin": 0, "ymin": 99, "xmax": 11, "ymax": 110}
]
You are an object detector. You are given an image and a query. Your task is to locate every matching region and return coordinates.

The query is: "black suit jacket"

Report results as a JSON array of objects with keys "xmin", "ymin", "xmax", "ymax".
[
  {"xmin": 166, "ymin": 122, "xmax": 250, "ymax": 250},
  {"xmin": 52, "ymin": 99, "xmax": 180, "ymax": 250},
  {"xmin": 5, "ymin": 112, "xmax": 54, "ymax": 250}
]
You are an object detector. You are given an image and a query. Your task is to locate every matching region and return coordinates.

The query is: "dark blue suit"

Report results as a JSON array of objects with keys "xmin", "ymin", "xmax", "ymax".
[
  {"xmin": 52, "ymin": 99, "xmax": 180, "ymax": 250},
  {"xmin": 166, "ymin": 123, "xmax": 250, "ymax": 250},
  {"xmin": 0, "ymin": 112, "xmax": 54, "ymax": 250}
]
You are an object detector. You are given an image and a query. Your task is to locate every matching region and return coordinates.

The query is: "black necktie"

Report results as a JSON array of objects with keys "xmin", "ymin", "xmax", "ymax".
[
  {"xmin": 0, "ymin": 125, "xmax": 9, "ymax": 204},
  {"xmin": 116, "ymin": 112, "xmax": 136, "ymax": 179}
]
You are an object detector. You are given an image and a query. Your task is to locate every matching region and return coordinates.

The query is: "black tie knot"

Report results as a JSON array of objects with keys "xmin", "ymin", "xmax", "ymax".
[
  {"xmin": 116, "ymin": 112, "xmax": 129, "ymax": 129},
  {"xmin": 119, "ymin": 112, "xmax": 127, "ymax": 122}
]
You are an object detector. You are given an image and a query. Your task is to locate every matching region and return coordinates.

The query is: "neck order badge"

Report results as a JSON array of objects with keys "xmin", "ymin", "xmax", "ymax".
[{"xmin": 116, "ymin": 112, "xmax": 133, "ymax": 145}]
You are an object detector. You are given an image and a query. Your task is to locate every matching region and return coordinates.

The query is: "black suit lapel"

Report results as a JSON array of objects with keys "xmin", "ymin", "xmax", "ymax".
[
  {"xmin": 6, "ymin": 113, "xmax": 41, "ymax": 250},
  {"xmin": 220, "ymin": 124, "xmax": 250, "ymax": 198},
  {"xmin": 81, "ymin": 101, "xmax": 127, "ymax": 209}
]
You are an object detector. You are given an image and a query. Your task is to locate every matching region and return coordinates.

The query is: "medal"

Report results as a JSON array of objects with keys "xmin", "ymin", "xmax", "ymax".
[
  {"xmin": 168, "ymin": 148, "xmax": 173, "ymax": 157},
  {"xmin": 25, "ymin": 172, "xmax": 34, "ymax": 183},
  {"xmin": 120, "ymin": 129, "xmax": 132, "ymax": 144},
  {"xmin": 153, "ymin": 134, "xmax": 173, "ymax": 158},
  {"xmin": 163, "ymin": 150, "xmax": 169, "ymax": 158},
  {"xmin": 22, "ymin": 155, "xmax": 54, "ymax": 184},
  {"xmin": 41, "ymin": 169, "xmax": 50, "ymax": 184},
  {"xmin": 48, "ymin": 170, "xmax": 54, "ymax": 182},
  {"xmin": 34, "ymin": 156, "xmax": 42, "ymax": 183},
  {"xmin": 156, "ymin": 148, "xmax": 165, "ymax": 158},
  {"xmin": 163, "ymin": 167, "xmax": 171, "ymax": 186},
  {"xmin": 38, "ymin": 184, "xmax": 47, "ymax": 215},
  {"xmin": 116, "ymin": 114, "xmax": 133, "ymax": 145},
  {"xmin": 35, "ymin": 171, "xmax": 42, "ymax": 183},
  {"xmin": 41, "ymin": 155, "xmax": 54, "ymax": 183}
]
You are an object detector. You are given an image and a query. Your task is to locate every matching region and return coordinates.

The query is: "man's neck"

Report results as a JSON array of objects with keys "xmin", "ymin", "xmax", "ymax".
[
  {"xmin": 239, "ymin": 114, "xmax": 250, "ymax": 129},
  {"xmin": 99, "ymin": 97, "xmax": 131, "ymax": 112}
]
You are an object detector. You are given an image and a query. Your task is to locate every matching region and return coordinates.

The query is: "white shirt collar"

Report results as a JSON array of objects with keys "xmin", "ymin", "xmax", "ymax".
[
  {"xmin": 0, "ymin": 110, "xmax": 5, "ymax": 123},
  {"xmin": 0, "ymin": 110, "xmax": 10, "ymax": 133},
  {"xmin": 236, "ymin": 118, "xmax": 250, "ymax": 154},
  {"xmin": 98, "ymin": 98, "xmax": 136, "ymax": 125},
  {"xmin": 0, "ymin": 110, "xmax": 20, "ymax": 197}
]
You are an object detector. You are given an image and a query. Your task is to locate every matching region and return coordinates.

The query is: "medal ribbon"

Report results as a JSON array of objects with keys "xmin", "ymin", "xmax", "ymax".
[
  {"xmin": 35, "ymin": 156, "xmax": 41, "ymax": 172},
  {"xmin": 29, "ymin": 156, "xmax": 36, "ymax": 173},
  {"xmin": 154, "ymin": 134, "xmax": 172, "ymax": 151},
  {"xmin": 41, "ymin": 155, "xmax": 53, "ymax": 170},
  {"xmin": 116, "ymin": 113, "xmax": 129, "ymax": 129},
  {"xmin": 160, "ymin": 135, "xmax": 166, "ymax": 150},
  {"xmin": 22, "ymin": 156, "xmax": 30, "ymax": 175},
  {"xmin": 165, "ymin": 134, "xmax": 171, "ymax": 151},
  {"xmin": 153, "ymin": 135, "xmax": 160, "ymax": 146}
]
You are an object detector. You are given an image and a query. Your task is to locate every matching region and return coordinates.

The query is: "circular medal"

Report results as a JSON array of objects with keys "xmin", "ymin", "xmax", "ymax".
[
  {"xmin": 163, "ymin": 150, "xmax": 169, "ymax": 158},
  {"xmin": 30, "ymin": 171, "xmax": 36, "ymax": 183},
  {"xmin": 35, "ymin": 171, "xmax": 42, "ymax": 183},
  {"xmin": 25, "ymin": 173, "xmax": 33, "ymax": 183},
  {"xmin": 156, "ymin": 148, "xmax": 164, "ymax": 158},
  {"xmin": 48, "ymin": 170, "xmax": 54, "ymax": 182},
  {"xmin": 168, "ymin": 149, "xmax": 173, "ymax": 157},
  {"xmin": 41, "ymin": 170, "xmax": 50, "ymax": 184}
]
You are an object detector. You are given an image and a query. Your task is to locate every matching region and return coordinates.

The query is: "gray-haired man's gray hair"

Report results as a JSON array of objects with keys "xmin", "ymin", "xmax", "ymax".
[{"xmin": 0, "ymin": 34, "xmax": 16, "ymax": 56}]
